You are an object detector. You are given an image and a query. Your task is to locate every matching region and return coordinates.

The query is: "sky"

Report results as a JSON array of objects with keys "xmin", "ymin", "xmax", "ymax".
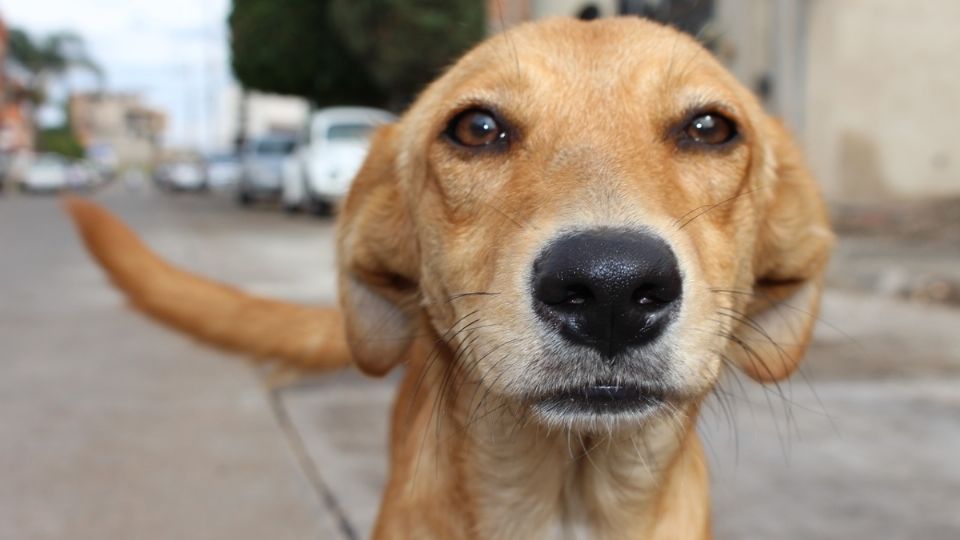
[{"xmin": 1, "ymin": 0, "xmax": 235, "ymax": 150}]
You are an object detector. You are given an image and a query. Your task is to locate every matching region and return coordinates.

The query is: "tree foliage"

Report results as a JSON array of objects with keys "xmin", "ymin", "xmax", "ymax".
[
  {"xmin": 228, "ymin": 0, "xmax": 384, "ymax": 108},
  {"xmin": 38, "ymin": 126, "xmax": 85, "ymax": 159},
  {"xmin": 329, "ymin": 0, "xmax": 484, "ymax": 108},
  {"xmin": 228, "ymin": 0, "xmax": 484, "ymax": 110},
  {"xmin": 7, "ymin": 28, "xmax": 103, "ymax": 105},
  {"xmin": 7, "ymin": 28, "xmax": 102, "ymax": 151}
]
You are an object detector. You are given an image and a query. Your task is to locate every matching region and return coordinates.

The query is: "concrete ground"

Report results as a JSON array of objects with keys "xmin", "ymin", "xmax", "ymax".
[{"xmin": 1, "ymin": 182, "xmax": 958, "ymax": 539}]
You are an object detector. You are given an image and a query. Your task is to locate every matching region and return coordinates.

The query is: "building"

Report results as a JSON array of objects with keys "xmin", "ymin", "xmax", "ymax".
[
  {"xmin": 0, "ymin": 14, "xmax": 35, "ymax": 157},
  {"xmin": 488, "ymin": 0, "xmax": 960, "ymax": 201},
  {"xmin": 711, "ymin": 0, "xmax": 960, "ymax": 201},
  {"xmin": 68, "ymin": 92, "xmax": 166, "ymax": 168},
  {"xmin": 212, "ymin": 85, "xmax": 309, "ymax": 153},
  {"xmin": 799, "ymin": 1, "xmax": 959, "ymax": 200},
  {"xmin": 0, "ymin": 15, "xmax": 6, "ymax": 108}
]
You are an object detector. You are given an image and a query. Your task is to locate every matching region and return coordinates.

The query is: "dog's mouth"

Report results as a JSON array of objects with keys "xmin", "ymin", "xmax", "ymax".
[{"xmin": 531, "ymin": 383, "xmax": 666, "ymax": 419}]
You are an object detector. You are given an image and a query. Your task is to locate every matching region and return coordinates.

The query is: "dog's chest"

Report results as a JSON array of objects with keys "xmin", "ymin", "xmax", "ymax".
[
  {"xmin": 476, "ymin": 481, "xmax": 595, "ymax": 540},
  {"xmin": 544, "ymin": 520, "xmax": 593, "ymax": 540},
  {"xmin": 472, "ymin": 451, "xmax": 658, "ymax": 540},
  {"xmin": 464, "ymin": 409, "xmax": 686, "ymax": 540},
  {"xmin": 541, "ymin": 489, "xmax": 594, "ymax": 540}
]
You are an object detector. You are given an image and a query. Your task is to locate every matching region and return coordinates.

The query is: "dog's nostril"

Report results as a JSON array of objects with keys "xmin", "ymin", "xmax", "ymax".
[
  {"xmin": 531, "ymin": 229, "xmax": 682, "ymax": 358},
  {"xmin": 633, "ymin": 289, "xmax": 656, "ymax": 306},
  {"xmin": 563, "ymin": 285, "xmax": 592, "ymax": 306},
  {"xmin": 632, "ymin": 283, "xmax": 680, "ymax": 307}
]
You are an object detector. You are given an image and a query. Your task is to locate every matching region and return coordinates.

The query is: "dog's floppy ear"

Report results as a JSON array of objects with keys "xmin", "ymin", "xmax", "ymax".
[
  {"xmin": 337, "ymin": 125, "xmax": 421, "ymax": 376},
  {"xmin": 729, "ymin": 120, "xmax": 835, "ymax": 383}
]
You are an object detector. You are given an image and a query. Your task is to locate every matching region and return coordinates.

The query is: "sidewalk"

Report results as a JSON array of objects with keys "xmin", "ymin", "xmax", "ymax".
[{"xmin": 828, "ymin": 198, "xmax": 960, "ymax": 305}]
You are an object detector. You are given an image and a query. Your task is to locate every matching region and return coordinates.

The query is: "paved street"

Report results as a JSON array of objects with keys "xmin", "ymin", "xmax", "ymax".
[{"xmin": 1, "ymin": 182, "xmax": 958, "ymax": 539}]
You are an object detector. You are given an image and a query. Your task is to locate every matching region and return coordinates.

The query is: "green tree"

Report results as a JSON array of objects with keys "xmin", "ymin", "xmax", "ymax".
[
  {"xmin": 37, "ymin": 126, "xmax": 85, "ymax": 159},
  {"xmin": 8, "ymin": 29, "xmax": 103, "ymax": 102},
  {"xmin": 228, "ymin": 0, "xmax": 484, "ymax": 110},
  {"xmin": 228, "ymin": 0, "xmax": 384, "ymax": 108},
  {"xmin": 329, "ymin": 0, "xmax": 485, "ymax": 109},
  {"xmin": 7, "ymin": 28, "xmax": 102, "ymax": 150}
]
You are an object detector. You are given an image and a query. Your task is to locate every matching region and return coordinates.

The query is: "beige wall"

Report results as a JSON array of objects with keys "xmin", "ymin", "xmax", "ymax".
[
  {"xmin": 804, "ymin": 0, "xmax": 960, "ymax": 200},
  {"xmin": 70, "ymin": 94, "xmax": 165, "ymax": 167},
  {"xmin": 713, "ymin": 0, "xmax": 772, "ymax": 102}
]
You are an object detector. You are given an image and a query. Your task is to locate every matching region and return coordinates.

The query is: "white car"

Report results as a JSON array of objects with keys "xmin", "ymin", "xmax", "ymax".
[
  {"xmin": 66, "ymin": 161, "xmax": 100, "ymax": 191},
  {"xmin": 18, "ymin": 153, "xmax": 70, "ymax": 192},
  {"xmin": 156, "ymin": 160, "xmax": 207, "ymax": 191},
  {"xmin": 282, "ymin": 107, "xmax": 395, "ymax": 214},
  {"xmin": 205, "ymin": 153, "xmax": 241, "ymax": 191},
  {"xmin": 238, "ymin": 135, "xmax": 298, "ymax": 205}
]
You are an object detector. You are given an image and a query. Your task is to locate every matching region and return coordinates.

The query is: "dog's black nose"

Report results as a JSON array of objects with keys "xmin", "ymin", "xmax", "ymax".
[{"xmin": 532, "ymin": 229, "xmax": 682, "ymax": 358}]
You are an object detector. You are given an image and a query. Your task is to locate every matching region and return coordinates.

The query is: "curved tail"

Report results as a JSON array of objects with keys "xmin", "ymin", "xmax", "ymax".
[{"xmin": 64, "ymin": 197, "xmax": 351, "ymax": 372}]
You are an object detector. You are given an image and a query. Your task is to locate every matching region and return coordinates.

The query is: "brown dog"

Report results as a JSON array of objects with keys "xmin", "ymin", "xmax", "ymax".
[{"xmin": 67, "ymin": 17, "xmax": 833, "ymax": 540}]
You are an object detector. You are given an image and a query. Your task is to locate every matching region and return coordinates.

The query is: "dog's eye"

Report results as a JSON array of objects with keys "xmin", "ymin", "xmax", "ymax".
[
  {"xmin": 683, "ymin": 113, "xmax": 737, "ymax": 146},
  {"xmin": 446, "ymin": 109, "xmax": 507, "ymax": 148}
]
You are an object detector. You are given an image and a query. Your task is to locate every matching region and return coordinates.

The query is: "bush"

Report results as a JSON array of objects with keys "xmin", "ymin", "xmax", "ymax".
[{"xmin": 37, "ymin": 127, "xmax": 85, "ymax": 159}]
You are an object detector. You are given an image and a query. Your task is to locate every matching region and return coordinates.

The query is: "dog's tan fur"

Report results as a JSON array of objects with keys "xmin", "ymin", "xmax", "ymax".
[{"xmin": 66, "ymin": 18, "xmax": 832, "ymax": 540}]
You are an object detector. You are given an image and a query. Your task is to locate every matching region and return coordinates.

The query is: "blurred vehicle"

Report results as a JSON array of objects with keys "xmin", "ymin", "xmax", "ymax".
[
  {"xmin": 0, "ymin": 153, "xmax": 9, "ymax": 194},
  {"xmin": 86, "ymin": 143, "xmax": 119, "ymax": 182},
  {"xmin": 205, "ymin": 153, "xmax": 241, "ymax": 191},
  {"xmin": 281, "ymin": 107, "xmax": 395, "ymax": 214},
  {"xmin": 16, "ymin": 153, "xmax": 73, "ymax": 192},
  {"xmin": 281, "ymin": 152, "xmax": 304, "ymax": 212},
  {"xmin": 66, "ymin": 161, "xmax": 100, "ymax": 191},
  {"xmin": 122, "ymin": 168, "xmax": 150, "ymax": 192},
  {"xmin": 237, "ymin": 134, "xmax": 298, "ymax": 205},
  {"xmin": 155, "ymin": 158, "xmax": 207, "ymax": 191},
  {"xmin": 2, "ymin": 151, "xmax": 30, "ymax": 193}
]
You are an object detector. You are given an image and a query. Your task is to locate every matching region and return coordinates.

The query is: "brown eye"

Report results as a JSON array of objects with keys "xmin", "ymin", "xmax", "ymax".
[
  {"xmin": 446, "ymin": 109, "xmax": 507, "ymax": 148},
  {"xmin": 684, "ymin": 113, "xmax": 737, "ymax": 146}
]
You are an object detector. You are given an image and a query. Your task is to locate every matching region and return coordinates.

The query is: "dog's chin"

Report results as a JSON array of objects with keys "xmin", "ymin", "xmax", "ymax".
[{"xmin": 527, "ymin": 382, "xmax": 675, "ymax": 432}]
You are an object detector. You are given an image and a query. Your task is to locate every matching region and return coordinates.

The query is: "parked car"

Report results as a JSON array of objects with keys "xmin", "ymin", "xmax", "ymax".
[
  {"xmin": 86, "ymin": 143, "xmax": 119, "ymax": 183},
  {"xmin": 67, "ymin": 160, "xmax": 106, "ymax": 191},
  {"xmin": 0, "ymin": 152, "xmax": 10, "ymax": 194},
  {"xmin": 205, "ymin": 153, "xmax": 241, "ymax": 191},
  {"xmin": 155, "ymin": 158, "xmax": 207, "ymax": 191},
  {"xmin": 280, "ymin": 152, "xmax": 305, "ymax": 212},
  {"xmin": 281, "ymin": 107, "xmax": 395, "ymax": 214},
  {"xmin": 237, "ymin": 135, "xmax": 298, "ymax": 205},
  {"xmin": 17, "ymin": 153, "xmax": 71, "ymax": 192}
]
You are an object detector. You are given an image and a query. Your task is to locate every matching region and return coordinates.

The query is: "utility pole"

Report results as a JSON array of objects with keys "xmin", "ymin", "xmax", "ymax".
[{"xmin": 234, "ymin": 87, "xmax": 247, "ymax": 153}]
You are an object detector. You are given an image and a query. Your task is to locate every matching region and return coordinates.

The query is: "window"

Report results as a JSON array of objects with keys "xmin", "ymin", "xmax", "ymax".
[{"xmin": 327, "ymin": 123, "xmax": 374, "ymax": 141}]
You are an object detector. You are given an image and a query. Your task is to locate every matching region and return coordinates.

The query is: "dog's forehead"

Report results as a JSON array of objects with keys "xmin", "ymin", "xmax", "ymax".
[
  {"xmin": 475, "ymin": 17, "xmax": 706, "ymax": 74},
  {"xmin": 409, "ymin": 18, "xmax": 743, "ymax": 128}
]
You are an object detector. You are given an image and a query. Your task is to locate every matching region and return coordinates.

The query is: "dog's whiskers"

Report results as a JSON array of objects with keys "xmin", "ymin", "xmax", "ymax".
[
  {"xmin": 444, "ymin": 291, "xmax": 501, "ymax": 303},
  {"xmin": 674, "ymin": 186, "xmax": 767, "ymax": 230},
  {"xmin": 710, "ymin": 287, "xmax": 860, "ymax": 346}
]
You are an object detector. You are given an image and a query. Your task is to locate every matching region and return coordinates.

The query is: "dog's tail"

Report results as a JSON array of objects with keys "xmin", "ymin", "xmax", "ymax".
[{"xmin": 64, "ymin": 197, "xmax": 351, "ymax": 371}]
